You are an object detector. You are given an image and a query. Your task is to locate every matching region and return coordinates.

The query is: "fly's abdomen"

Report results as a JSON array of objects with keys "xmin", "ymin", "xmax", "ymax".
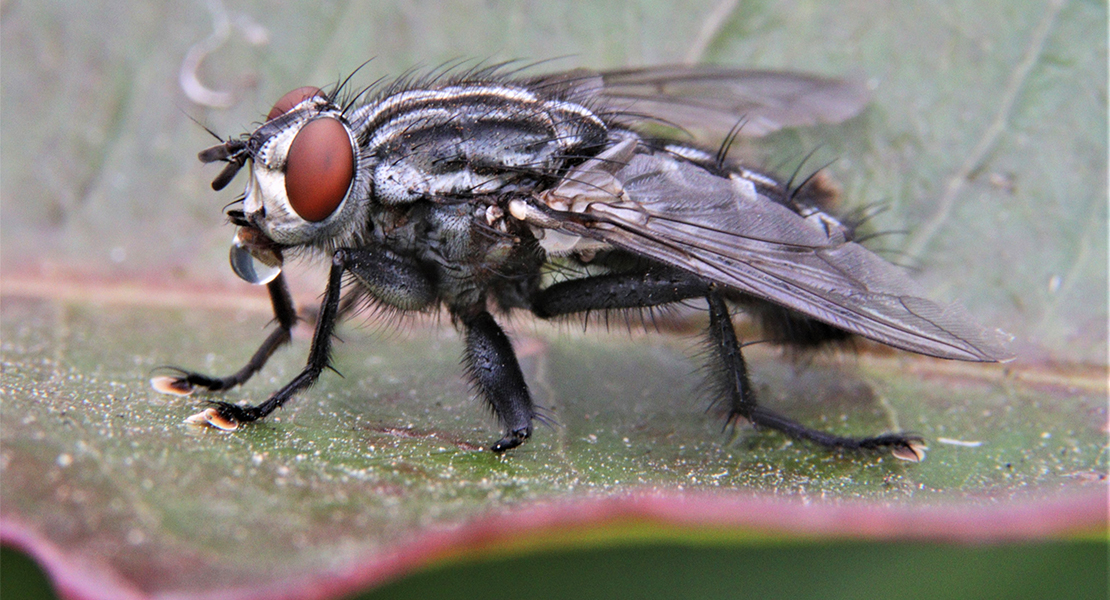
[{"xmin": 350, "ymin": 84, "xmax": 609, "ymax": 205}]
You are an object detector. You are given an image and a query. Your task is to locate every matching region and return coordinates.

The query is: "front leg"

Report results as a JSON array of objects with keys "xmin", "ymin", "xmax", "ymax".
[
  {"xmin": 208, "ymin": 246, "xmax": 437, "ymax": 427},
  {"xmin": 461, "ymin": 311, "xmax": 537, "ymax": 452},
  {"xmin": 153, "ymin": 273, "xmax": 298, "ymax": 395},
  {"xmin": 207, "ymin": 250, "xmax": 350, "ymax": 425}
]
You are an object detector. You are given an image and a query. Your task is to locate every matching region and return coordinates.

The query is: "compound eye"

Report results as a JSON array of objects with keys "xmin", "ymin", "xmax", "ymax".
[
  {"xmin": 284, "ymin": 117, "xmax": 354, "ymax": 222},
  {"xmin": 267, "ymin": 86, "xmax": 324, "ymax": 121}
]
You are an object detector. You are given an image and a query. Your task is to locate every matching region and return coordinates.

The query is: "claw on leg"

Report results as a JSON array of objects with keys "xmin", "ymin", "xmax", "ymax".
[
  {"xmin": 151, "ymin": 375, "xmax": 196, "ymax": 396},
  {"xmin": 490, "ymin": 427, "xmax": 531, "ymax": 453},
  {"xmin": 888, "ymin": 438, "xmax": 928, "ymax": 462},
  {"xmin": 183, "ymin": 407, "xmax": 240, "ymax": 431}
]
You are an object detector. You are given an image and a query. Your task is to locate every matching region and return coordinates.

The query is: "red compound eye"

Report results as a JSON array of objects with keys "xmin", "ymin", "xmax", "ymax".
[
  {"xmin": 284, "ymin": 117, "xmax": 354, "ymax": 222},
  {"xmin": 267, "ymin": 86, "xmax": 324, "ymax": 120}
]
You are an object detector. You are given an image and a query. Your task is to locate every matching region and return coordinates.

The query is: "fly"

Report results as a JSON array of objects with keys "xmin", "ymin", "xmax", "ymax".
[{"xmin": 153, "ymin": 64, "xmax": 1012, "ymax": 460}]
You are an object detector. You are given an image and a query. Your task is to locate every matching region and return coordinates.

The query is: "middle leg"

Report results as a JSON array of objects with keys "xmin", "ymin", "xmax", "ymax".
[{"xmin": 461, "ymin": 311, "xmax": 537, "ymax": 453}]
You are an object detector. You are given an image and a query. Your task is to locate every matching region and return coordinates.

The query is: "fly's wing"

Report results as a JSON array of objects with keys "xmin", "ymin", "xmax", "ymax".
[
  {"xmin": 535, "ymin": 142, "xmax": 1012, "ymax": 362},
  {"xmin": 539, "ymin": 66, "xmax": 871, "ymax": 137}
]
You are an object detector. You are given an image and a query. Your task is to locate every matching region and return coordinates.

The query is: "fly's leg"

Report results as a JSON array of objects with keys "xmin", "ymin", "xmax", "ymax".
[
  {"xmin": 153, "ymin": 274, "xmax": 298, "ymax": 395},
  {"xmin": 206, "ymin": 247, "xmax": 437, "ymax": 427},
  {"xmin": 461, "ymin": 311, "xmax": 537, "ymax": 453},
  {"xmin": 206, "ymin": 251, "xmax": 349, "ymax": 425},
  {"xmin": 532, "ymin": 268, "xmax": 709, "ymax": 318},
  {"xmin": 535, "ymin": 270, "xmax": 923, "ymax": 458},
  {"xmin": 705, "ymin": 290, "xmax": 923, "ymax": 457}
]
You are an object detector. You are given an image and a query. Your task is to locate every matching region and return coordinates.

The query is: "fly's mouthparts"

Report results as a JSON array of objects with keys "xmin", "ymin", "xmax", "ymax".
[{"xmin": 229, "ymin": 226, "xmax": 283, "ymax": 285}]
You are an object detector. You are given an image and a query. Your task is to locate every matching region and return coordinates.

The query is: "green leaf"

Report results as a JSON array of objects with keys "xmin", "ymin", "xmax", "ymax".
[
  {"xmin": 1, "ymin": 293, "xmax": 1105, "ymax": 597},
  {"xmin": 1, "ymin": 0, "xmax": 1105, "ymax": 598}
]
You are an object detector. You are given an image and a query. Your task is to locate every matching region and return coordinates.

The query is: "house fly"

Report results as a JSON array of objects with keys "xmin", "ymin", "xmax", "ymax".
[{"xmin": 154, "ymin": 64, "xmax": 1012, "ymax": 459}]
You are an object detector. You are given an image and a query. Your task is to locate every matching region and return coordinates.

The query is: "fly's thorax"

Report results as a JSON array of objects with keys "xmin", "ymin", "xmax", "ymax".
[
  {"xmin": 347, "ymin": 83, "xmax": 610, "ymax": 206},
  {"xmin": 242, "ymin": 94, "xmax": 370, "ymax": 250}
]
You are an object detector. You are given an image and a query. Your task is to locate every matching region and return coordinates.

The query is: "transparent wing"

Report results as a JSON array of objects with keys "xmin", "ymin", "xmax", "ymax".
[
  {"xmin": 539, "ymin": 66, "xmax": 871, "ymax": 137},
  {"xmin": 538, "ymin": 143, "xmax": 1012, "ymax": 362}
]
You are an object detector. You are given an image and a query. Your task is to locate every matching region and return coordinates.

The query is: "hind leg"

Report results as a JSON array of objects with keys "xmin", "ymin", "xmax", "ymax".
[{"xmin": 705, "ymin": 290, "xmax": 924, "ymax": 459}]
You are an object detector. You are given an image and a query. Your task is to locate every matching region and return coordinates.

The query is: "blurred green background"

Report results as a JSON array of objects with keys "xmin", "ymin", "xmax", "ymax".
[
  {"xmin": 1, "ymin": 0, "xmax": 1106, "ymax": 598},
  {"xmin": 4, "ymin": 0, "xmax": 1106, "ymax": 359}
]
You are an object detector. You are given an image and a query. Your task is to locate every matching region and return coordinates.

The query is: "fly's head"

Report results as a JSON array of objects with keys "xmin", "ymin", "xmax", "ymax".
[{"xmin": 199, "ymin": 87, "xmax": 371, "ymax": 283}]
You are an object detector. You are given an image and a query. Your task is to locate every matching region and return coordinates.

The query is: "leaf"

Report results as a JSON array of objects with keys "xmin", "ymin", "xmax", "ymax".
[
  {"xmin": 1, "ymin": 290, "xmax": 1105, "ymax": 598},
  {"xmin": 0, "ymin": 0, "xmax": 1106, "ymax": 599}
]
